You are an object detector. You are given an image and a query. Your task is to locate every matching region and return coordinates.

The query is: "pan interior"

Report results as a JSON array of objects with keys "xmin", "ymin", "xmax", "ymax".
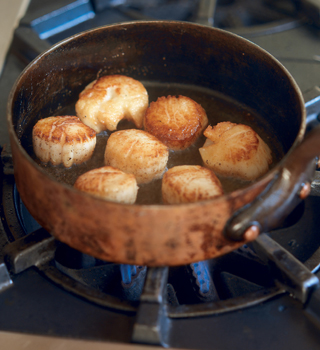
[
  {"xmin": 20, "ymin": 81, "xmax": 283, "ymax": 205},
  {"xmin": 10, "ymin": 22, "xmax": 303, "ymax": 206}
]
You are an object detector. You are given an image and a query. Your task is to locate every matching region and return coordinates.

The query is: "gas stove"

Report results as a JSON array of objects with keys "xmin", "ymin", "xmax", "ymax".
[{"xmin": 1, "ymin": 1, "xmax": 320, "ymax": 349}]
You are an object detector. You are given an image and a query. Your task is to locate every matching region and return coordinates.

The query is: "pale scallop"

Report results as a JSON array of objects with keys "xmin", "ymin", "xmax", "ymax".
[
  {"xmin": 144, "ymin": 95, "xmax": 208, "ymax": 150},
  {"xmin": 104, "ymin": 129, "xmax": 169, "ymax": 184},
  {"xmin": 199, "ymin": 122, "xmax": 272, "ymax": 181},
  {"xmin": 32, "ymin": 116, "xmax": 96, "ymax": 168},
  {"xmin": 74, "ymin": 166, "xmax": 138, "ymax": 204},
  {"xmin": 162, "ymin": 165, "xmax": 224, "ymax": 204},
  {"xmin": 75, "ymin": 75, "xmax": 149, "ymax": 133}
]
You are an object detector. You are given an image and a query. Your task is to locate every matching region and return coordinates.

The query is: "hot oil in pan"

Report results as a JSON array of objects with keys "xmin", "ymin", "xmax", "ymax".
[{"xmin": 23, "ymin": 82, "xmax": 284, "ymax": 205}]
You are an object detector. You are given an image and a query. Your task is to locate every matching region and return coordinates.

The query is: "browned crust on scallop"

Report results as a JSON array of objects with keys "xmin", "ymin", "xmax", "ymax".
[
  {"xmin": 33, "ymin": 116, "xmax": 96, "ymax": 143},
  {"xmin": 144, "ymin": 95, "xmax": 208, "ymax": 150},
  {"xmin": 74, "ymin": 166, "xmax": 138, "ymax": 204},
  {"xmin": 75, "ymin": 75, "xmax": 148, "ymax": 132},
  {"xmin": 104, "ymin": 129, "xmax": 169, "ymax": 184},
  {"xmin": 200, "ymin": 121, "xmax": 273, "ymax": 181},
  {"xmin": 162, "ymin": 165, "xmax": 224, "ymax": 204},
  {"xmin": 78, "ymin": 75, "xmax": 145, "ymax": 101},
  {"xmin": 74, "ymin": 167, "xmax": 133, "ymax": 191},
  {"xmin": 203, "ymin": 122, "xmax": 259, "ymax": 163}
]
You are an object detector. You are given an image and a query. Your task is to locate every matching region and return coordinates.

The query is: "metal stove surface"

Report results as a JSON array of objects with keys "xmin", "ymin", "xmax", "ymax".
[{"xmin": 1, "ymin": 1, "xmax": 320, "ymax": 349}]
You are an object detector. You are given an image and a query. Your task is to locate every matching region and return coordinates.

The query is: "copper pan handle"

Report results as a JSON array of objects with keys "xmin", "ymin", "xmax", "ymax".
[{"xmin": 224, "ymin": 124, "xmax": 320, "ymax": 241}]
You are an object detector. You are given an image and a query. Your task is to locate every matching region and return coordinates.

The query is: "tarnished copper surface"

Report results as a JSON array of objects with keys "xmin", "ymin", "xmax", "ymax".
[{"xmin": 7, "ymin": 21, "xmax": 307, "ymax": 266}]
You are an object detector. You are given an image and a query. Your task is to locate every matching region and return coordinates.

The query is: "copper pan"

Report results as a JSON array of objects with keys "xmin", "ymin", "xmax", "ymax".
[{"xmin": 7, "ymin": 21, "xmax": 320, "ymax": 266}]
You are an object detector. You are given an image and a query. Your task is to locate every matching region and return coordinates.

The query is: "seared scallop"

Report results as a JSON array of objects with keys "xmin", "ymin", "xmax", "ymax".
[
  {"xmin": 162, "ymin": 165, "xmax": 224, "ymax": 204},
  {"xmin": 199, "ymin": 122, "xmax": 272, "ymax": 181},
  {"xmin": 74, "ymin": 166, "xmax": 138, "ymax": 204},
  {"xmin": 104, "ymin": 129, "xmax": 169, "ymax": 184},
  {"xmin": 32, "ymin": 116, "xmax": 96, "ymax": 168},
  {"xmin": 144, "ymin": 95, "xmax": 208, "ymax": 150},
  {"xmin": 75, "ymin": 75, "xmax": 148, "ymax": 133}
]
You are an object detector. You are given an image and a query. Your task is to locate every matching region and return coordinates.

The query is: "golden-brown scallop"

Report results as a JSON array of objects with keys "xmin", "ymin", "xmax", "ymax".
[
  {"xmin": 75, "ymin": 75, "xmax": 148, "ymax": 133},
  {"xmin": 104, "ymin": 129, "xmax": 169, "ymax": 184},
  {"xmin": 199, "ymin": 122, "xmax": 272, "ymax": 181},
  {"xmin": 144, "ymin": 95, "xmax": 208, "ymax": 150},
  {"xmin": 32, "ymin": 116, "xmax": 96, "ymax": 168},
  {"xmin": 162, "ymin": 165, "xmax": 224, "ymax": 204},
  {"xmin": 74, "ymin": 166, "xmax": 138, "ymax": 204}
]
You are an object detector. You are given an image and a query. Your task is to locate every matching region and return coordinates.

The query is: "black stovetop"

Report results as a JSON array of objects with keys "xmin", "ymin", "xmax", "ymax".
[{"xmin": 1, "ymin": 1, "xmax": 320, "ymax": 349}]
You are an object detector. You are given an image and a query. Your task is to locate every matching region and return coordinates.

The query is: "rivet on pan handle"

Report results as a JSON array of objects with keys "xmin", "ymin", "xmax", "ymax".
[{"xmin": 224, "ymin": 125, "xmax": 320, "ymax": 242}]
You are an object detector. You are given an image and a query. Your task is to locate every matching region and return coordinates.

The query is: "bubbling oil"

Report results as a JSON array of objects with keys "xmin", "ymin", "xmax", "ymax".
[{"xmin": 22, "ymin": 81, "xmax": 284, "ymax": 205}]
